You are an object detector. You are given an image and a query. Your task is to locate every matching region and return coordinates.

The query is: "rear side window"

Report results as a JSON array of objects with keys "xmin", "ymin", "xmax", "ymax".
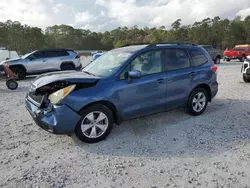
[
  {"xmin": 188, "ymin": 48, "xmax": 208, "ymax": 66},
  {"xmin": 47, "ymin": 51, "xmax": 59, "ymax": 57},
  {"xmin": 58, "ymin": 51, "xmax": 69, "ymax": 56},
  {"xmin": 164, "ymin": 49, "xmax": 191, "ymax": 71}
]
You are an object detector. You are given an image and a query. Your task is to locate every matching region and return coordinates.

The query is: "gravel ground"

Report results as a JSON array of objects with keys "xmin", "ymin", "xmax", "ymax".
[{"xmin": 0, "ymin": 61, "xmax": 250, "ymax": 188}]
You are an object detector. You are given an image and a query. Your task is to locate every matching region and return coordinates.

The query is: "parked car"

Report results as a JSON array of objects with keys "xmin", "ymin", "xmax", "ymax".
[
  {"xmin": 241, "ymin": 55, "xmax": 250, "ymax": 82},
  {"xmin": 199, "ymin": 45, "xmax": 222, "ymax": 64},
  {"xmin": 223, "ymin": 44, "xmax": 250, "ymax": 62},
  {"xmin": 0, "ymin": 48, "xmax": 81, "ymax": 80},
  {"xmin": 25, "ymin": 42, "xmax": 218, "ymax": 143}
]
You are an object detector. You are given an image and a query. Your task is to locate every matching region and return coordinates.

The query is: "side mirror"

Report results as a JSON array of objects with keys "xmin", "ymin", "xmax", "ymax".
[
  {"xmin": 125, "ymin": 70, "xmax": 141, "ymax": 80},
  {"xmin": 28, "ymin": 56, "xmax": 35, "ymax": 61}
]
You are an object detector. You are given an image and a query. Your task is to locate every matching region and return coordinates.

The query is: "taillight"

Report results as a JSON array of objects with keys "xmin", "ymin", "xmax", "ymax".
[
  {"xmin": 75, "ymin": 55, "xmax": 80, "ymax": 59},
  {"xmin": 211, "ymin": 65, "xmax": 217, "ymax": 73}
]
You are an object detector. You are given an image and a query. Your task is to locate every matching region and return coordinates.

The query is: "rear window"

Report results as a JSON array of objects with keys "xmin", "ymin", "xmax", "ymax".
[{"xmin": 188, "ymin": 48, "xmax": 208, "ymax": 66}]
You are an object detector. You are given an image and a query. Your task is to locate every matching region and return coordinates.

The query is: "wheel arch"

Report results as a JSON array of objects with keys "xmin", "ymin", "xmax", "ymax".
[
  {"xmin": 78, "ymin": 100, "xmax": 122, "ymax": 125},
  {"xmin": 9, "ymin": 64, "xmax": 27, "ymax": 72},
  {"xmin": 190, "ymin": 83, "xmax": 212, "ymax": 102}
]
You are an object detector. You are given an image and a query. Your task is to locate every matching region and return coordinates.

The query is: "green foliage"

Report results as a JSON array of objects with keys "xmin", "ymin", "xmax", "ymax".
[{"xmin": 0, "ymin": 16, "xmax": 249, "ymax": 54}]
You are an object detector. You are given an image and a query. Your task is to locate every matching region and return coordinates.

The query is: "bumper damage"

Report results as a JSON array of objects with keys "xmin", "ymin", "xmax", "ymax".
[{"xmin": 25, "ymin": 97, "xmax": 81, "ymax": 134}]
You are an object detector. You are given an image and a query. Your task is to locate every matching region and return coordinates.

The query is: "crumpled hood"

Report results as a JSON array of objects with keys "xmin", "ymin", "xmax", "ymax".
[{"xmin": 31, "ymin": 71, "xmax": 100, "ymax": 89}]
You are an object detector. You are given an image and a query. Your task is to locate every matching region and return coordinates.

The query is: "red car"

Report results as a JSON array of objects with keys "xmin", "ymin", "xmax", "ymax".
[{"xmin": 223, "ymin": 44, "xmax": 250, "ymax": 62}]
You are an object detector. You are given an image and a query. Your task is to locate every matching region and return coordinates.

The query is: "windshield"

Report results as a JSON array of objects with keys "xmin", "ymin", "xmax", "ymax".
[
  {"xmin": 21, "ymin": 51, "xmax": 36, "ymax": 59},
  {"xmin": 83, "ymin": 50, "xmax": 132, "ymax": 77}
]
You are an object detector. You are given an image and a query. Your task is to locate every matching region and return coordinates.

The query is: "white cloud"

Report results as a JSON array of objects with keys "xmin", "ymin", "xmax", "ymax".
[
  {"xmin": 0, "ymin": 0, "xmax": 249, "ymax": 31},
  {"xmin": 75, "ymin": 12, "xmax": 96, "ymax": 24}
]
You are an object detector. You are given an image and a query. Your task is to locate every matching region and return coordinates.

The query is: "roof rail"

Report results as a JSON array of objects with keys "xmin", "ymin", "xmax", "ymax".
[
  {"xmin": 147, "ymin": 41, "xmax": 197, "ymax": 47},
  {"xmin": 120, "ymin": 43, "xmax": 150, "ymax": 47}
]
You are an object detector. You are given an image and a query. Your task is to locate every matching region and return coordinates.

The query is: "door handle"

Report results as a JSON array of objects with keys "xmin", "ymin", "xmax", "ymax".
[{"xmin": 157, "ymin": 78, "xmax": 164, "ymax": 84}]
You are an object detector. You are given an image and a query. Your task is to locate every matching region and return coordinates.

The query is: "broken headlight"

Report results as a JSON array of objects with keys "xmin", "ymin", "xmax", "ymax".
[{"xmin": 48, "ymin": 85, "xmax": 76, "ymax": 105}]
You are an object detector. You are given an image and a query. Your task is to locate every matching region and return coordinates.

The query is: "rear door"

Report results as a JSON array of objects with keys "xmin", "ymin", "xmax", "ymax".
[
  {"xmin": 164, "ymin": 48, "xmax": 194, "ymax": 110},
  {"xmin": 46, "ymin": 51, "xmax": 62, "ymax": 71}
]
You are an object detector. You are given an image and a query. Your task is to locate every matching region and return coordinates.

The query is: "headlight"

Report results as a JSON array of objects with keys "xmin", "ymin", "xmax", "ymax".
[{"xmin": 48, "ymin": 85, "xmax": 76, "ymax": 105}]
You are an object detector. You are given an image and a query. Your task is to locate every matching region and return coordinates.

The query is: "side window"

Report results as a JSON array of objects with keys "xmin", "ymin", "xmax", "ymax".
[
  {"xmin": 33, "ymin": 52, "xmax": 46, "ymax": 59},
  {"xmin": 58, "ymin": 51, "xmax": 69, "ymax": 56},
  {"xmin": 120, "ymin": 50, "xmax": 162, "ymax": 79},
  {"xmin": 165, "ymin": 49, "xmax": 191, "ymax": 71},
  {"xmin": 47, "ymin": 51, "xmax": 59, "ymax": 58},
  {"xmin": 188, "ymin": 48, "xmax": 208, "ymax": 66}
]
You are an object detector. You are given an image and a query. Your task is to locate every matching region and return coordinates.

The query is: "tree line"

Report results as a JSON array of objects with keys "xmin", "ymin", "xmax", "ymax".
[{"xmin": 0, "ymin": 16, "xmax": 250, "ymax": 55}]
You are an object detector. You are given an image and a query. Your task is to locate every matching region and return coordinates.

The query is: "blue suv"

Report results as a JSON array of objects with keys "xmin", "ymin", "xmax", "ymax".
[{"xmin": 25, "ymin": 42, "xmax": 218, "ymax": 143}]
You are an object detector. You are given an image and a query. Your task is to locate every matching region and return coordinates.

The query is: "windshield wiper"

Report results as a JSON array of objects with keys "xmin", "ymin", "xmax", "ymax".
[{"xmin": 82, "ymin": 71, "xmax": 96, "ymax": 76}]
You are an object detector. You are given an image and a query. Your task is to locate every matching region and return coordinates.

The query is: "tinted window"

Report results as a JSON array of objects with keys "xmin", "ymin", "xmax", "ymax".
[
  {"xmin": 188, "ymin": 48, "xmax": 208, "ymax": 66},
  {"xmin": 165, "ymin": 49, "xmax": 191, "ymax": 71},
  {"xmin": 47, "ymin": 51, "xmax": 59, "ymax": 57},
  {"xmin": 58, "ymin": 51, "xmax": 69, "ymax": 56},
  {"xmin": 120, "ymin": 50, "xmax": 162, "ymax": 79},
  {"xmin": 33, "ymin": 52, "xmax": 46, "ymax": 59}
]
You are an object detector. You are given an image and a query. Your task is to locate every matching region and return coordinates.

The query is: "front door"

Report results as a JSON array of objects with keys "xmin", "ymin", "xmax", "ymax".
[
  {"xmin": 26, "ymin": 51, "xmax": 48, "ymax": 73},
  {"xmin": 114, "ymin": 49, "xmax": 167, "ymax": 120}
]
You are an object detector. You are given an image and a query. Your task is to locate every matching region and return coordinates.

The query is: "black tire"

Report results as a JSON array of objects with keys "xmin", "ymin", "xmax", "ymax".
[
  {"xmin": 243, "ymin": 74, "xmax": 250, "ymax": 83},
  {"xmin": 75, "ymin": 103, "xmax": 114, "ymax": 143},
  {"xmin": 187, "ymin": 88, "xmax": 208, "ymax": 116},
  {"xmin": 226, "ymin": 59, "xmax": 231, "ymax": 62},
  {"xmin": 10, "ymin": 66, "xmax": 26, "ymax": 80},
  {"xmin": 61, "ymin": 63, "xmax": 74, "ymax": 71},
  {"xmin": 214, "ymin": 57, "xmax": 221, "ymax": 64},
  {"xmin": 6, "ymin": 79, "xmax": 18, "ymax": 90}
]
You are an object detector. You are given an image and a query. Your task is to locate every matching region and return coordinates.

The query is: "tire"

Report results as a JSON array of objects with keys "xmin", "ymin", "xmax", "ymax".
[
  {"xmin": 10, "ymin": 66, "xmax": 26, "ymax": 80},
  {"xmin": 215, "ymin": 57, "xmax": 220, "ymax": 64},
  {"xmin": 75, "ymin": 103, "xmax": 114, "ymax": 143},
  {"xmin": 226, "ymin": 59, "xmax": 231, "ymax": 62},
  {"xmin": 6, "ymin": 79, "xmax": 18, "ymax": 90},
  {"xmin": 61, "ymin": 63, "xmax": 74, "ymax": 71},
  {"xmin": 243, "ymin": 74, "xmax": 250, "ymax": 83},
  {"xmin": 187, "ymin": 88, "xmax": 209, "ymax": 116},
  {"xmin": 240, "ymin": 56, "xmax": 246, "ymax": 62}
]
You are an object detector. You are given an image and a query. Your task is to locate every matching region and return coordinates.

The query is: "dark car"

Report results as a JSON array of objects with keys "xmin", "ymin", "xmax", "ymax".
[
  {"xmin": 25, "ymin": 42, "xmax": 218, "ymax": 143},
  {"xmin": 199, "ymin": 45, "xmax": 222, "ymax": 64}
]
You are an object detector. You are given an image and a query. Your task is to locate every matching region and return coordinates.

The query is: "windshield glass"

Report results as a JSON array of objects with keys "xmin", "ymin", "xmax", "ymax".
[
  {"xmin": 83, "ymin": 50, "xmax": 132, "ymax": 77},
  {"xmin": 21, "ymin": 51, "xmax": 36, "ymax": 59}
]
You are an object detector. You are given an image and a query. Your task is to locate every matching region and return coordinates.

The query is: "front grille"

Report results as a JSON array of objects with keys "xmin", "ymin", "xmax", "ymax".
[{"xmin": 28, "ymin": 92, "xmax": 44, "ymax": 104}]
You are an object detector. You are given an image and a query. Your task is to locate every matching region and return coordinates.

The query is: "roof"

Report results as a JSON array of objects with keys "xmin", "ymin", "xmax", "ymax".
[{"xmin": 37, "ymin": 48, "xmax": 74, "ymax": 52}]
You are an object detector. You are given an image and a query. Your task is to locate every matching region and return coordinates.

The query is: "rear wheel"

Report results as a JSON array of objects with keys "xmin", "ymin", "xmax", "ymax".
[
  {"xmin": 10, "ymin": 66, "xmax": 26, "ymax": 80},
  {"xmin": 75, "ymin": 104, "xmax": 114, "ymax": 143},
  {"xmin": 226, "ymin": 59, "xmax": 231, "ymax": 62},
  {"xmin": 187, "ymin": 88, "xmax": 208, "ymax": 116},
  {"xmin": 215, "ymin": 57, "xmax": 221, "ymax": 64},
  {"xmin": 243, "ymin": 74, "xmax": 250, "ymax": 83},
  {"xmin": 61, "ymin": 63, "xmax": 74, "ymax": 71},
  {"xmin": 6, "ymin": 79, "xmax": 18, "ymax": 90}
]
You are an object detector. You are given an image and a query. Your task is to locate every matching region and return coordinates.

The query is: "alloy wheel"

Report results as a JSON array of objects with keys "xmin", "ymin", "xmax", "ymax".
[{"xmin": 192, "ymin": 92, "xmax": 206, "ymax": 112}]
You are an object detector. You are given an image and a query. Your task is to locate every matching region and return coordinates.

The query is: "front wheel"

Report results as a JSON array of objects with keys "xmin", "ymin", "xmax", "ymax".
[
  {"xmin": 215, "ymin": 57, "xmax": 221, "ymax": 64},
  {"xmin": 243, "ymin": 74, "xmax": 250, "ymax": 83},
  {"xmin": 187, "ymin": 88, "xmax": 208, "ymax": 116},
  {"xmin": 6, "ymin": 79, "xmax": 18, "ymax": 90},
  {"xmin": 10, "ymin": 67, "xmax": 26, "ymax": 80},
  {"xmin": 75, "ymin": 104, "xmax": 114, "ymax": 143}
]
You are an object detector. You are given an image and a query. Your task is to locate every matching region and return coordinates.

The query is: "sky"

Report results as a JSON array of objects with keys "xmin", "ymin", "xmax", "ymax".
[{"xmin": 0, "ymin": 0, "xmax": 250, "ymax": 31}]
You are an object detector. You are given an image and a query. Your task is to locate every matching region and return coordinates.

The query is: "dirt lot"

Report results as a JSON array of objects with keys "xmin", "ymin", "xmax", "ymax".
[{"xmin": 0, "ymin": 61, "xmax": 250, "ymax": 188}]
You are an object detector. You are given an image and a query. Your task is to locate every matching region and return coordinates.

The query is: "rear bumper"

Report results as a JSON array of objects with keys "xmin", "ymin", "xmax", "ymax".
[
  {"xmin": 211, "ymin": 81, "xmax": 218, "ymax": 100},
  {"xmin": 25, "ymin": 97, "xmax": 81, "ymax": 134},
  {"xmin": 75, "ymin": 63, "xmax": 82, "ymax": 71}
]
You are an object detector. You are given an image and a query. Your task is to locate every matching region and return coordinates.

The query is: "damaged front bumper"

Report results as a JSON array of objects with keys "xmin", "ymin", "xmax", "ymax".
[{"xmin": 25, "ymin": 96, "xmax": 81, "ymax": 134}]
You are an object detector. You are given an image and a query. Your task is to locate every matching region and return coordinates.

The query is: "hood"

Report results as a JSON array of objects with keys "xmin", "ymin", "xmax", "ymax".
[
  {"xmin": 31, "ymin": 71, "xmax": 100, "ymax": 89},
  {"xmin": 2, "ymin": 57, "xmax": 21, "ymax": 64}
]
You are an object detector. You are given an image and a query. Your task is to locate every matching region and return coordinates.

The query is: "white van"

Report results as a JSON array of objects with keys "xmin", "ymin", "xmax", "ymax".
[{"xmin": 0, "ymin": 49, "xmax": 19, "ymax": 62}]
